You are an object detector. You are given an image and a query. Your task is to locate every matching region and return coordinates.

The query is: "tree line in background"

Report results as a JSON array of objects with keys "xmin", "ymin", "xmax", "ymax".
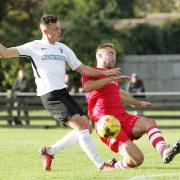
[{"xmin": 0, "ymin": 0, "xmax": 180, "ymax": 91}]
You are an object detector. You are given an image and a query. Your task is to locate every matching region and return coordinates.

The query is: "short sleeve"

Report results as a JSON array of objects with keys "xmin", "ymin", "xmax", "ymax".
[
  {"xmin": 16, "ymin": 42, "xmax": 33, "ymax": 56},
  {"xmin": 65, "ymin": 46, "xmax": 82, "ymax": 70}
]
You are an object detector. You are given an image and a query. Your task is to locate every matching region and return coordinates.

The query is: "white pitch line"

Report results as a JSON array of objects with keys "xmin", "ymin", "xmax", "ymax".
[{"xmin": 128, "ymin": 173, "xmax": 180, "ymax": 180}]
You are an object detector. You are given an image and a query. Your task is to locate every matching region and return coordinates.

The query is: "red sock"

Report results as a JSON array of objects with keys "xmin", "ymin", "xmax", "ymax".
[{"xmin": 147, "ymin": 125, "xmax": 166, "ymax": 155}]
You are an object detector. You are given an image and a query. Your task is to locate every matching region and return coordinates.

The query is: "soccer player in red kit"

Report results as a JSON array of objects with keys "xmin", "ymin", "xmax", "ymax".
[{"xmin": 82, "ymin": 43, "xmax": 180, "ymax": 169}]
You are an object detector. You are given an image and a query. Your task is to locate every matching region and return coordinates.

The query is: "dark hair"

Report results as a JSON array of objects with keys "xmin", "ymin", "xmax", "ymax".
[{"xmin": 40, "ymin": 14, "xmax": 58, "ymax": 25}]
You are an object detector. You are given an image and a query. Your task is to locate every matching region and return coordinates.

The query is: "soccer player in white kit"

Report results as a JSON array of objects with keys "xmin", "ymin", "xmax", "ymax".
[{"xmin": 0, "ymin": 14, "xmax": 128, "ymax": 171}]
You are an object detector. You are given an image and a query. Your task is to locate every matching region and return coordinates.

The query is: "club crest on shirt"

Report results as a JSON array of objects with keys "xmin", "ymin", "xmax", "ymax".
[{"xmin": 58, "ymin": 48, "xmax": 63, "ymax": 53}]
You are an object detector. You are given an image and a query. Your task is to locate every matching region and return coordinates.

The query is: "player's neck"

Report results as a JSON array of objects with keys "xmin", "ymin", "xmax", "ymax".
[
  {"xmin": 96, "ymin": 63, "xmax": 105, "ymax": 69},
  {"xmin": 41, "ymin": 36, "xmax": 55, "ymax": 45}
]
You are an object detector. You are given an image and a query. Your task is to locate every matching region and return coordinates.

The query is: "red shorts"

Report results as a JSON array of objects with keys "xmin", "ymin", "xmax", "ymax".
[{"xmin": 98, "ymin": 112, "xmax": 141, "ymax": 153}]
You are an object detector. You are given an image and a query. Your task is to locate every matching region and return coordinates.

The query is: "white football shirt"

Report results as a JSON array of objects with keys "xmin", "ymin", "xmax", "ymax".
[{"xmin": 17, "ymin": 40, "xmax": 81, "ymax": 96}]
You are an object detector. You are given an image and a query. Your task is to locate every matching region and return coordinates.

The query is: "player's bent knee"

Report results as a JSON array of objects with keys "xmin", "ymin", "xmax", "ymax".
[
  {"xmin": 145, "ymin": 117, "xmax": 156, "ymax": 126},
  {"xmin": 131, "ymin": 150, "xmax": 144, "ymax": 167},
  {"xmin": 119, "ymin": 140, "xmax": 144, "ymax": 167},
  {"xmin": 149, "ymin": 119, "xmax": 156, "ymax": 126},
  {"xmin": 81, "ymin": 116, "xmax": 93, "ymax": 134},
  {"xmin": 135, "ymin": 154, "xmax": 144, "ymax": 166},
  {"xmin": 69, "ymin": 114, "xmax": 90, "ymax": 131},
  {"xmin": 128, "ymin": 154, "xmax": 144, "ymax": 167},
  {"xmin": 141, "ymin": 117, "xmax": 156, "ymax": 130}
]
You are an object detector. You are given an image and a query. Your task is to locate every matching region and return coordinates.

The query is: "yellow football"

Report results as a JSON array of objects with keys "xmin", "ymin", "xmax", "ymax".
[{"xmin": 96, "ymin": 115, "xmax": 121, "ymax": 139}]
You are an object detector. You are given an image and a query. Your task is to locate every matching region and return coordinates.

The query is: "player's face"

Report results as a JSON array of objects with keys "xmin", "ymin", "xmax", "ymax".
[
  {"xmin": 45, "ymin": 21, "xmax": 61, "ymax": 43},
  {"xmin": 100, "ymin": 47, "xmax": 116, "ymax": 69}
]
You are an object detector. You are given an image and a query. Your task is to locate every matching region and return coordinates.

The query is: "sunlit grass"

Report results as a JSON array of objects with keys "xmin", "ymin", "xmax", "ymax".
[{"xmin": 0, "ymin": 128, "xmax": 180, "ymax": 180}]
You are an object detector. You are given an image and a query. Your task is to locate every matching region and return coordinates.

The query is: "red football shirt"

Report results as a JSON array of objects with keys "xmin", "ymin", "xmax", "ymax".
[{"xmin": 82, "ymin": 67, "xmax": 125, "ymax": 122}]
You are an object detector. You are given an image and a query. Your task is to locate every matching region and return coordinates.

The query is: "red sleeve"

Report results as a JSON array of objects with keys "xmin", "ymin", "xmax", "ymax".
[
  {"xmin": 81, "ymin": 67, "xmax": 105, "ymax": 88},
  {"xmin": 81, "ymin": 75, "xmax": 96, "ymax": 88}
]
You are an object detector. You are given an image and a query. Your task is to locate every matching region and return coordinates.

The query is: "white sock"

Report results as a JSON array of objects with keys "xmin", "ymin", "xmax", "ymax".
[
  {"xmin": 114, "ymin": 158, "xmax": 129, "ymax": 169},
  {"xmin": 147, "ymin": 125, "xmax": 166, "ymax": 155},
  {"xmin": 78, "ymin": 129, "xmax": 104, "ymax": 169},
  {"xmin": 48, "ymin": 130, "xmax": 78, "ymax": 155}
]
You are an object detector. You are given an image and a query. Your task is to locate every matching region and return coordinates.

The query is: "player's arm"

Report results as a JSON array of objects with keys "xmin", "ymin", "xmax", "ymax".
[
  {"xmin": 84, "ymin": 75, "xmax": 130, "ymax": 92},
  {"xmin": 84, "ymin": 77, "xmax": 112, "ymax": 92},
  {"xmin": 76, "ymin": 63, "xmax": 121, "ymax": 77},
  {"xmin": 0, "ymin": 43, "xmax": 20, "ymax": 59},
  {"xmin": 120, "ymin": 89, "xmax": 152, "ymax": 108}
]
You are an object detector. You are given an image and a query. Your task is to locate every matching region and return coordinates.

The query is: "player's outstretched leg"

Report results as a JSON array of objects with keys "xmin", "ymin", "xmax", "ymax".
[
  {"xmin": 39, "ymin": 129, "xmax": 115, "ymax": 171},
  {"xmin": 163, "ymin": 140, "xmax": 180, "ymax": 163},
  {"xmin": 39, "ymin": 147, "xmax": 54, "ymax": 171}
]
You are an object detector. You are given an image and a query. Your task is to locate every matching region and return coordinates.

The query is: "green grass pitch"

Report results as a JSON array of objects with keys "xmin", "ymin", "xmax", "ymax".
[{"xmin": 0, "ymin": 127, "xmax": 180, "ymax": 180}]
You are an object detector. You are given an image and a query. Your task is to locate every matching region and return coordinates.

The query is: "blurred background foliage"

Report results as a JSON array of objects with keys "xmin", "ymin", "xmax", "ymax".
[{"xmin": 0, "ymin": 0, "xmax": 180, "ymax": 91}]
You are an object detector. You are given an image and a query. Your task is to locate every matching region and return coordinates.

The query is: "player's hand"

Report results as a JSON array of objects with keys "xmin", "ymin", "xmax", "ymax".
[
  {"xmin": 103, "ymin": 68, "xmax": 122, "ymax": 76},
  {"xmin": 136, "ymin": 101, "xmax": 152, "ymax": 108},
  {"xmin": 109, "ymin": 75, "xmax": 131, "ymax": 82}
]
